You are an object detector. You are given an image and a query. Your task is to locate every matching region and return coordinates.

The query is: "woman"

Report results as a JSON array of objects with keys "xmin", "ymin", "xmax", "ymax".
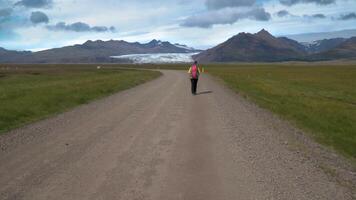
[{"xmin": 188, "ymin": 61, "xmax": 201, "ymax": 95}]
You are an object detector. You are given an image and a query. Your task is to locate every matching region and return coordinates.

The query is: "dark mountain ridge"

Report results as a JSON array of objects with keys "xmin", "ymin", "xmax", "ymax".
[
  {"xmin": 193, "ymin": 29, "xmax": 307, "ymax": 62},
  {"xmin": 1, "ymin": 30, "xmax": 356, "ymax": 63},
  {"xmin": 194, "ymin": 29, "xmax": 356, "ymax": 63},
  {"xmin": 310, "ymin": 37, "xmax": 356, "ymax": 60},
  {"xmin": 0, "ymin": 48, "xmax": 32, "ymax": 63},
  {"xmin": 0, "ymin": 39, "xmax": 199, "ymax": 63},
  {"xmin": 301, "ymin": 38, "xmax": 347, "ymax": 54}
]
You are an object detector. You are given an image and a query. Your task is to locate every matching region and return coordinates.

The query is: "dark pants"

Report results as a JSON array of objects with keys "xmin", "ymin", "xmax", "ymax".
[{"xmin": 191, "ymin": 78, "xmax": 198, "ymax": 94}]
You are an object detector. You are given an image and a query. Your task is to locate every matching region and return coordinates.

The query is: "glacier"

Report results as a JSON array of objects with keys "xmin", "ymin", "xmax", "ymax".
[{"xmin": 111, "ymin": 53, "xmax": 199, "ymax": 64}]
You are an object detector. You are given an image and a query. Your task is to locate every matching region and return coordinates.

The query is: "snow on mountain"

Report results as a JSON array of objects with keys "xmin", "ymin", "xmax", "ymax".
[
  {"xmin": 301, "ymin": 38, "xmax": 346, "ymax": 53},
  {"xmin": 301, "ymin": 40, "xmax": 323, "ymax": 48},
  {"xmin": 111, "ymin": 53, "xmax": 199, "ymax": 64},
  {"xmin": 173, "ymin": 43, "xmax": 195, "ymax": 51}
]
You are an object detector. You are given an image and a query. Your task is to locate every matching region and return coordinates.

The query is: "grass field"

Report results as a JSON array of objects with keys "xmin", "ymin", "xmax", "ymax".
[
  {"xmin": 0, "ymin": 65, "xmax": 160, "ymax": 134},
  {"xmin": 207, "ymin": 64, "xmax": 356, "ymax": 158}
]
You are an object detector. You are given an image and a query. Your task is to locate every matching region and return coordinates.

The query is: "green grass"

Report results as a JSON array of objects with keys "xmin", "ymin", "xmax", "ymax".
[
  {"xmin": 207, "ymin": 64, "xmax": 356, "ymax": 158},
  {"xmin": 0, "ymin": 66, "xmax": 160, "ymax": 134}
]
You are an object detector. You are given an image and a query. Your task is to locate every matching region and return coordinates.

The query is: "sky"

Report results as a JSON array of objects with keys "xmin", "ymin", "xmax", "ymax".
[{"xmin": 0, "ymin": 0, "xmax": 356, "ymax": 51}]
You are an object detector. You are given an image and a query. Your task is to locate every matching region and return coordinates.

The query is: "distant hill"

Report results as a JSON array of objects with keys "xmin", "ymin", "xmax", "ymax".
[
  {"xmin": 2, "ymin": 31, "xmax": 356, "ymax": 63},
  {"xmin": 194, "ymin": 29, "xmax": 356, "ymax": 62},
  {"xmin": 302, "ymin": 38, "xmax": 347, "ymax": 54},
  {"xmin": 277, "ymin": 37, "xmax": 307, "ymax": 53},
  {"xmin": 310, "ymin": 37, "xmax": 356, "ymax": 60},
  {"xmin": 0, "ymin": 40, "xmax": 199, "ymax": 63},
  {"xmin": 193, "ymin": 29, "xmax": 307, "ymax": 62},
  {"xmin": 0, "ymin": 48, "xmax": 32, "ymax": 63}
]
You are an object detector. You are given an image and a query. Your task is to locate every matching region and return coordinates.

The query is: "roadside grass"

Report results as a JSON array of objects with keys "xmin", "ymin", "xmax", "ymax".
[
  {"xmin": 0, "ymin": 66, "xmax": 160, "ymax": 134},
  {"xmin": 207, "ymin": 64, "xmax": 356, "ymax": 158}
]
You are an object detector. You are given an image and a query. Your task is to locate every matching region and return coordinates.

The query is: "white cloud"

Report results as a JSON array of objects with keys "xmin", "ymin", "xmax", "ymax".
[
  {"xmin": 1, "ymin": 0, "xmax": 356, "ymax": 50},
  {"xmin": 181, "ymin": 7, "xmax": 271, "ymax": 28},
  {"xmin": 206, "ymin": 0, "xmax": 256, "ymax": 9}
]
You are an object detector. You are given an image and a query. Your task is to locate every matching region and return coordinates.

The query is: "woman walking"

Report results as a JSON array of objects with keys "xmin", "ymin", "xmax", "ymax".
[{"xmin": 188, "ymin": 61, "xmax": 201, "ymax": 95}]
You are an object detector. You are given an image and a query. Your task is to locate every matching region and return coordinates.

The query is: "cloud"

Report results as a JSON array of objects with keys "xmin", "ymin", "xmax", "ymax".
[
  {"xmin": 181, "ymin": 7, "xmax": 270, "ymax": 28},
  {"xmin": 206, "ymin": 0, "xmax": 255, "ymax": 10},
  {"xmin": 0, "ymin": 29, "xmax": 19, "ymax": 41},
  {"xmin": 279, "ymin": 0, "xmax": 335, "ymax": 6},
  {"xmin": 0, "ymin": 8, "xmax": 12, "ymax": 17},
  {"xmin": 30, "ymin": 11, "xmax": 49, "ymax": 24},
  {"xmin": 252, "ymin": 8, "xmax": 271, "ymax": 21},
  {"xmin": 181, "ymin": 0, "xmax": 269, "ymax": 28},
  {"xmin": 15, "ymin": 0, "xmax": 52, "ymax": 8},
  {"xmin": 311, "ymin": 14, "xmax": 326, "ymax": 18},
  {"xmin": 47, "ymin": 22, "xmax": 116, "ymax": 32},
  {"xmin": 121, "ymin": 31, "xmax": 150, "ymax": 37},
  {"xmin": 338, "ymin": 12, "xmax": 356, "ymax": 20},
  {"xmin": 302, "ymin": 13, "xmax": 327, "ymax": 20},
  {"xmin": 276, "ymin": 10, "xmax": 289, "ymax": 17},
  {"xmin": 0, "ymin": 7, "xmax": 24, "ymax": 29}
]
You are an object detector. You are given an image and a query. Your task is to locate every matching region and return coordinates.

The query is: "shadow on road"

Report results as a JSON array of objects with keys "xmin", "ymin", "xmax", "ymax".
[{"xmin": 196, "ymin": 91, "xmax": 213, "ymax": 96}]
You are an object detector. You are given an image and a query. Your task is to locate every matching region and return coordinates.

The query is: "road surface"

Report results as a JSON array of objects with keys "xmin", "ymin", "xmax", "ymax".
[{"xmin": 0, "ymin": 70, "xmax": 353, "ymax": 199}]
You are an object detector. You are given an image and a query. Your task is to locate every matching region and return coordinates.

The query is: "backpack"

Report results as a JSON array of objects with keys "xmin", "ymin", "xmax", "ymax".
[{"xmin": 191, "ymin": 65, "xmax": 198, "ymax": 79}]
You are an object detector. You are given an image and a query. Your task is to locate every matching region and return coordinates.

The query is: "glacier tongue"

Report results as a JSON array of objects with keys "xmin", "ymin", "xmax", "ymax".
[{"xmin": 111, "ymin": 53, "xmax": 198, "ymax": 64}]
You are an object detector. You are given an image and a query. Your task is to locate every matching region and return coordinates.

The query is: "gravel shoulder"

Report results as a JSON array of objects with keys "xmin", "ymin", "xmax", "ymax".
[{"xmin": 0, "ymin": 70, "xmax": 354, "ymax": 200}]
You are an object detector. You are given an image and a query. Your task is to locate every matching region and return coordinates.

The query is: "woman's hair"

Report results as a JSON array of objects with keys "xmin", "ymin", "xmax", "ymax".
[{"xmin": 194, "ymin": 61, "xmax": 198, "ymax": 64}]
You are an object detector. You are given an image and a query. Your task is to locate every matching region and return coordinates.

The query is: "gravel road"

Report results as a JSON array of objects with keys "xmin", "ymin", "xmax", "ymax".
[{"xmin": 0, "ymin": 70, "xmax": 354, "ymax": 200}]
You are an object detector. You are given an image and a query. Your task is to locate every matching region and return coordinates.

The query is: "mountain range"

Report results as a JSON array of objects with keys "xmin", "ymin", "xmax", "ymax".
[
  {"xmin": 0, "ymin": 40, "xmax": 200, "ymax": 63},
  {"xmin": 301, "ymin": 38, "xmax": 347, "ymax": 54},
  {"xmin": 1, "ymin": 29, "xmax": 356, "ymax": 63},
  {"xmin": 194, "ymin": 29, "xmax": 306, "ymax": 62},
  {"xmin": 193, "ymin": 29, "xmax": 356, "ymax": 63},
  {"xmin": 310, "ymin": 37, "xmax": 356, "ymax": 61}
]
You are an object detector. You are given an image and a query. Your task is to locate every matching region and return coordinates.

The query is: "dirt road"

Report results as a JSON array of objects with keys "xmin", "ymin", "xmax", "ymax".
[{"xmin": 0, "ymin": 70, "xmax": 353, "ymax": 199}]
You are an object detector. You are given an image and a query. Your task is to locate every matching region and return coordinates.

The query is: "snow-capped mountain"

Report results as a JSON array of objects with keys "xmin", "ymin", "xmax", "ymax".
[
  {"xmin": 173, "ymin": 43, "xmax": 196, "ymax": 51},
  {"xmin": 301, "ymin": 38, "xmax": 346, "ymax": 53},
  {"xmin": 0, "ymin": 39, "xmax": 200, "ymax": 63},
  {"xmin": 111, "ymin": 53, "xmax": 199, "ymax": 64}
]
